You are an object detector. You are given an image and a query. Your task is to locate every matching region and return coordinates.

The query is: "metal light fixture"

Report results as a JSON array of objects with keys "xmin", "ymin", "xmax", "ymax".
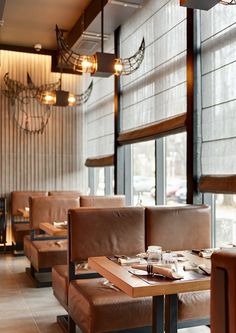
[
  {"xmin": 38, "ymin": 75, "xmax": 93, "ymax": 107},
  {"xmin": 180, "ymin": 0, "xmax": 236, "ymax": 10},
  {"xmin": 2, "ymin": 72, "xmax": 93, "ymax": 133},
  {"xmin": 108, "ymin": 0, "xmax": 143, "ymax": 9},
  {"xmin": 56, "ymin": 0, "xmax": 145, "ymax": 77},
  {"xmin": 180, "ymin": 0, "xmax": 221, "ymax": 10},
  {"xmin": 220, "ymin": 0, "xmax": 236, "ymax": 4}
]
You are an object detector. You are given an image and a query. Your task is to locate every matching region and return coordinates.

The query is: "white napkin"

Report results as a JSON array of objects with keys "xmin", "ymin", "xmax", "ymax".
[{"xmin": 131, "ymin": 264, "xmax": 183, "ymax": 280}]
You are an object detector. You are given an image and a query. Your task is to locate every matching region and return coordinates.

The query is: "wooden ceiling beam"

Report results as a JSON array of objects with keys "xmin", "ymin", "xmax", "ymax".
[{"xmin": 66, "ymin": 0, "xmax": 109, "ymax": 48}]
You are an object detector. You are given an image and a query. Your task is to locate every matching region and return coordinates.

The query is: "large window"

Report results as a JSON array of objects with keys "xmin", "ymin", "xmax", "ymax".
[
  {"xmin": 131, "ymin": 141, "xmax": 155, "ymax": 206},
  {"xmin": 206, "ymin": 194, "xmax": 236, "ymax": 247},
  {"xmin": 130, "ymin": 132, "xmax": 186, "ymax": 206},
  {"xmin": 166, "ymin": 132, "xmax": 186, "ymax": 204},
  {"xmin": 88, "ymin": 167, "xmax": 114, "ymax": 196}
]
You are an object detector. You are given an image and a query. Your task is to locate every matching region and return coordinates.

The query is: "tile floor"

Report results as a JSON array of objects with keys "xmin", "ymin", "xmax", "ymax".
[{"xmin": 0, "ymin": 253, "xmax": 210, "ymax": 333}]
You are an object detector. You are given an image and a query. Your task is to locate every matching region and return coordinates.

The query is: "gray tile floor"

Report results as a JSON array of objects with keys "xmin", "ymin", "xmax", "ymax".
[{"xmin": 0, "ymin": 254, "xmax": 210, "ymax": 333}]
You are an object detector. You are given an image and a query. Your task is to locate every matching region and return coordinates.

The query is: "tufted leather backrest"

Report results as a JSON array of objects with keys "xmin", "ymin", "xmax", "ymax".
[
  {"xmin": 69, "ymin": 207, "xmax": 145, "ymax": 262},
  {"xmin": 11, "ymin": 191, "xmax": 48, "ymax": 216},
  {"xmin": 29, "ymin": 196, "xmax": 80, "ymax": 230},
  {"xmin": 145, "ymin": 204, "xmax": 211, "ymax": 251},
  {"xmin": 79, "ymin": 195, "xmax": 126, "ymax": 207}
]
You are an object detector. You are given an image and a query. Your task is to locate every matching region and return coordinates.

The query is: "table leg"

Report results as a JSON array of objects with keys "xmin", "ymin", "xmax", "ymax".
[
  {"xmin": 152, "ymin": 295, "xmax": 164, "ymax": 333},
  {"xmin": 165, "ymin": 294, "xmax": 178, "ymax": 333}
]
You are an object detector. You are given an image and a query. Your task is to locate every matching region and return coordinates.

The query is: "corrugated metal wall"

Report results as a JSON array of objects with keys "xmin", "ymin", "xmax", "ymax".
[{"xmin": 0, "ymin": 50, "xmax": 87, "ymax": 201}]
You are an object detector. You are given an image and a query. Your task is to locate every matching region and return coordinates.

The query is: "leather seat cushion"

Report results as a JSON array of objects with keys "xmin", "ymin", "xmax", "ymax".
[
  {"xmin": 30, "ymin": 239, "xmax": 67, "ymax": 270},
  {"xmin": 178, "ymin": 291, "xmax": 210, "ymax": 321},
  {"xmin": 52, "ymin": 263, "xmax": 101, "ymax": 310},
  {"xmin": 23, "ymin": 235, "xmax": 32, "ymax": 260},
  {"xmin": 68, "ymin": 278, "xmax": 152, "ymax": 333},
  {"xmin": 12, "ymin": 223, "xmax": 30, "ymax": 242},
  {"xmin": 52, "ymin": 265, "xmax": 68, "ymax": 309}
]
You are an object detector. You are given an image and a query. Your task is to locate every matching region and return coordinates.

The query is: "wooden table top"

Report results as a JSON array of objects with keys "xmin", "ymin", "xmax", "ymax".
[
  {"xmin": 17, "ymin": 208, "xmax": 29, "ymax": 219},
  {"xmin": 88, "ymin": 252, "xmax": 211, "ymax": 298},
  {"xmin": 39, "ymin": 222, "xmax": 68, "ymax": 237}
]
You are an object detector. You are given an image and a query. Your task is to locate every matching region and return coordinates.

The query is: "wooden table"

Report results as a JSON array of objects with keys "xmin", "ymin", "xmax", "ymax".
[
  {"xmin": 88, "ymin": 252, "xmax": 211, "ymax": 333},
  {"xmin": 17, "ymin": 208, "xmax": 29, "ymax": 219},
  {"xmin": 39, "ymin": 222, "xmax": 68, "ymax": 237}
]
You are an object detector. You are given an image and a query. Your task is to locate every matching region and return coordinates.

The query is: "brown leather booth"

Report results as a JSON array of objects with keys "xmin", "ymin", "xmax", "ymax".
[
  {"xmin": 25, "ymin": 195, "xmax": 126, "ymax": 287},
  {"xmin": 210, "ymin": 249, "xmax": 236, "ymax": 333},
  {"xmin": 145, "ymin": 205, "xmax": 211, "ymax": 327},
  {"xmin": 11, "ymin": 191, "xmax": 48, "ymax": 254},
  {"xmin": 79, "ymin": 195, "xmax": 126, "ymax": 207},
  {"xmin": 48, "ymin": 191, "xmax": 83, "ymax": 197},
  {"xmin": 52, "ymin": 195, "xmax": 126, "ymax": 305},
  {"xmin": 67, "ymin": 207, "xmax": 151, "ymax": 333},
  {"xmin": 24, "ymin": 196, "xmax": 80, "ymax": 286},
  {"xmin": 52, "ymin": 204, "xmax": 211, "ymax": 333}
]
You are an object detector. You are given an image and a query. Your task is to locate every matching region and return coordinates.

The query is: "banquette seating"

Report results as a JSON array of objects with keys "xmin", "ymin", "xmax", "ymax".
[
  {"xmin": 48, "ymin": 191, "xmax": 83, "ymax": 197},
  {"xmin": 24, "ymin": 195, "xmax": 126, "ymax": 286},
  {"xmin": 11, "ymin": 191, "xmax": 48, "ymax": 254},
  {"xmin": 11, "ymin": 190, "xmax": 82, "ymax": 254},
  {"xmin": 52, "ymin": 204, "xmax": 211, "ymax": 333},
  {"xmin": 210, "ymin": 248, "xmax": 236, "ymax": 333},
  {"xmin": 24, "ymin": 195, "xmax": 80, "ymax": 286}
]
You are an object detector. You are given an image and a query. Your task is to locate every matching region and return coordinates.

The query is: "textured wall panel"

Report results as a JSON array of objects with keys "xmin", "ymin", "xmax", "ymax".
[{"xmin": 0, "ymin": 50, "xmax": 87, "ymax": 199}]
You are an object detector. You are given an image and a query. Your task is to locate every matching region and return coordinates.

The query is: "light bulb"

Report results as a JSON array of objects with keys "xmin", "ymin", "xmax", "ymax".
[
  {"xmin": 68, "ymin": 93, "xmax": 76, "ymax": 106},
  {"xmin": 81, "ymin": 56, "xmax": 97, "ymax": 73},
  {"xmin": 114, "ymin": 59, "xmax": 123, "ymax": 75},
  {"xmin": 40, "ymin": 91, "xmax": 56, "ymax": 105}
]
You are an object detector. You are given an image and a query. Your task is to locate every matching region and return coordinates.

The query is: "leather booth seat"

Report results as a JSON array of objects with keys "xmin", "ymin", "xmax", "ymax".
[
  {"xmin": 145, "ymin": 205, "xmax": 211, "ymax": 327},
  {"xmin": 67, "ymin": 206, "xmax": 151, "ymax": 333},
  {"xmin": 52, "ymin": 205, "xmax": 211, "ymax": 333},
  {"xmin": 25, "ymin": 195, "xmax": 126, "ymax": 286},
  {"xmin": 24, "ymin": 196, "xmax": 80, "ymax": 273},
  {"xmin": 68, "ymin": 278, "xmax": 151, "ymax": 333},
  {"xmin": 48, "ymin": 191, "xmax": 83, "ymax": 197},
  {"xmin": 210, "ymin": 248, "xmax": 236, "ymax": 333},
  {"xmin": 79, "ymin": 195, "xmax": 126, "ymax": 207},
  {"xmin": 11, "ymin": 191, "xmax": 48, "ymax": 253}
]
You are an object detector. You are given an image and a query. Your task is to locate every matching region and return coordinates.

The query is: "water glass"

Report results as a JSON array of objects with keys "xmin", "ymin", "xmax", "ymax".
[{"xmin": 147, "ymin": 245, "xmax": 162, "ymax": 263}]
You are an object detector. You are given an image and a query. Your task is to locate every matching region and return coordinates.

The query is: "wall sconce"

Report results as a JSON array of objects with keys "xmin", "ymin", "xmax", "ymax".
[{"xmin": 2, "ymin": 72, "xmax": 93, "ymax": 133}]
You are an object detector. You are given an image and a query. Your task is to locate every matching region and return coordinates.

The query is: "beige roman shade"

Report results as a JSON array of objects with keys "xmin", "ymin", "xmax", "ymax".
[{"xmin": 199, "ymin": 5, "xmax": 236, "ymax": 193}]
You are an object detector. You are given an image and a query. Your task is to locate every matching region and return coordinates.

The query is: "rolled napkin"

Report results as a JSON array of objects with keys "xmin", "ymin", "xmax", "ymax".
[
  {"xmin": 53, "ymin": 221, "xmax": 68, "ymax": 228},
  {"xmin": 131, "ymin": 264, "xmax": 184, "ymax": 280}
]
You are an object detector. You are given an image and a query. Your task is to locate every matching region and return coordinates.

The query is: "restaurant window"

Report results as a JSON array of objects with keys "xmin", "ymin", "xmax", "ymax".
[
  {"xmin": 131, "ymin": 141, "xmax": 155, "ymax": 206},
  {"xmin": 199, "ymin": 4, "xmax": 236, "ymax": 248},
  {"xmin": 88, "ymin": 167, "xmax": 114, "ymax": 196},
  {"xmin": 204, "ymin": 193, "xmax": 236, "ymax": 247},
  {"xmin": 165, "ymin": 132, "xmax": 186, "ymax": 205},
  {"xmin": 129, "ymin": 132, "xmax": 187, "ymax": 206}
]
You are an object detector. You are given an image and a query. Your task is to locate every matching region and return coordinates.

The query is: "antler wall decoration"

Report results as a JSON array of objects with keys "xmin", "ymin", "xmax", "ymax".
[
  {"xmin": 2, "ymin": 73, "xmax": 93, "ymax": 134},
  {"xmin": 220, "ymin": 0, "xmax": 236, "ymax": 4},
  {"xmin": 56, "ymin": 25, "xmax": 145, "ymax": 76}
]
